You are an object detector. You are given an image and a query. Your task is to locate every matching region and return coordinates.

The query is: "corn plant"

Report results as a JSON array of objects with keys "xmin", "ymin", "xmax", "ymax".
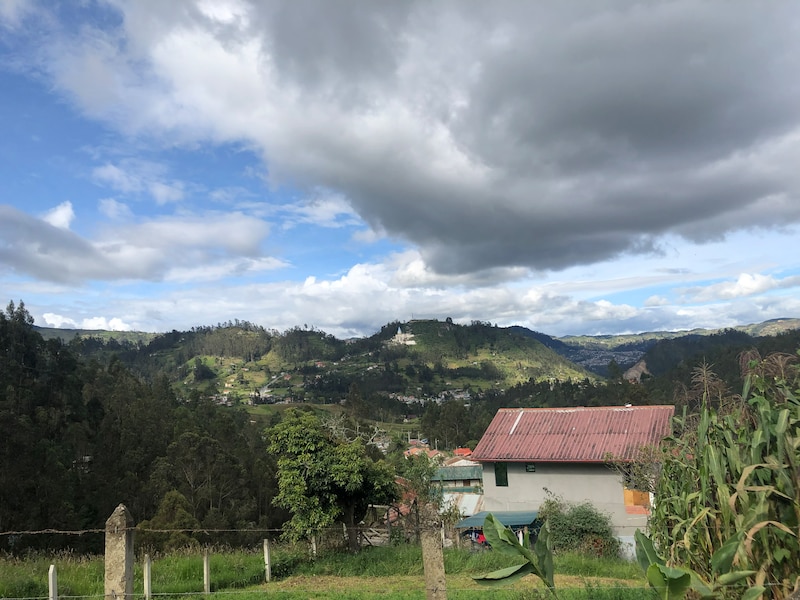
[
  {"xmin": 473, "ymin": 513, "xmax": 558, "ymax": 597},
  {"xmin": 646, "ymin": 352, "xmax": 800, "ymax": 599}
]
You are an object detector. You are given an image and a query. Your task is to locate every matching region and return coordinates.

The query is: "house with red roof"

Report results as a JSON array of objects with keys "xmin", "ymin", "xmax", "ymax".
[{"xmin": 470, "ymin": 405, "xmax": 674, "ymax": 548}]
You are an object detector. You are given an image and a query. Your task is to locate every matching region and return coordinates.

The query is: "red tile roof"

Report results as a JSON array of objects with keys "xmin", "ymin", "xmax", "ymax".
[{"xmin": 471, "ymin": 405, "xmax": 674, "ymax": 463}]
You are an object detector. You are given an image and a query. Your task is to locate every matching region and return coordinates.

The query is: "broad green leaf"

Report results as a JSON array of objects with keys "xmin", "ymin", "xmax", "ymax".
[
  {"xmin": 482, "ymin": 514, "xmax": 525, "ymax": 559},
  {"xmin": 715, "ymin": 570, "xmax": 756, "ymax": 586},
  {"xmin": 646, "ymin": 564, "xmax": 692, "ymax": 600},
  {"xmin": 473, "ymin": 562, "xmax": 535, "ymax": 586},
  {"xmin": 711, "ymin": 535, "xmax": 741, "ymax": 575},
  {"xmin": 635, "ymin": 529, "xmax": 666, "ymax": 573},
  {"xmin": 740, "ymin": 585, "xmax": 766, "ymax": 600},
  {"xmin": 687, "ymin": 572, "xmax": 714, "ymax": 599},
  {"xmin": 532, "ymin": 521, "xmax": 555, "ymax": 589}
]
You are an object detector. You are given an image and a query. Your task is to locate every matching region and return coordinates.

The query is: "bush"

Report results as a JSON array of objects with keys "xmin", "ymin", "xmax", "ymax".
[{"xmin": 538, "ymin": 491, "xmax": 620, "ymax": 559}]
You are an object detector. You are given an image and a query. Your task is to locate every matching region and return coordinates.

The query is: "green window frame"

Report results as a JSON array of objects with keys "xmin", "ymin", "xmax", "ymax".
[{"xmin": 494, "ymin": 462, "xmax": 508, "ymax": 487}]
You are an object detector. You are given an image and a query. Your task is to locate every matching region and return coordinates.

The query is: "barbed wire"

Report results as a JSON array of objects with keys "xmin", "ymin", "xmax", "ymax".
[
  {"xmin": 0, "ymin": 525, "xmax": 376, "ymax": 537},
  {"xmin": 2, "ymin": 582, "xmax": 790, "ymax": 600}
]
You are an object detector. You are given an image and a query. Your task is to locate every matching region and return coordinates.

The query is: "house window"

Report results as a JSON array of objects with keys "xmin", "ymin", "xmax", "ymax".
[{"xmin": 494, "ymin": 462, "xmax": 508, "ymax": 487}]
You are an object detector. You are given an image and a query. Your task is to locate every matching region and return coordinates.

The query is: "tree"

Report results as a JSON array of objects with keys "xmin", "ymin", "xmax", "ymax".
[
  {"xmin": 269, "ymin": 410, "xmax": 397, "ymax": 551},
  {"xmin": 137, "ymin": 490, "xmax": 201, "ymax": 551}
]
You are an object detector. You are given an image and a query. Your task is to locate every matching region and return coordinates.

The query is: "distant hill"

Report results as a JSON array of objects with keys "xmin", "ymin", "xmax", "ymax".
[
  {"xmin": 554, "ymin": 318, "xmax": 800, "ymax": 376},
  {"xmin": 38, "ymin": 316, "xmax": 800, "ymax": 392},
  {"xmin": 35, "ymin": 325, "xmax": 156, "ymax": 345},
  {"xmin": 54, "ymin": 319, "xmax": 594, "ymax": 405}
]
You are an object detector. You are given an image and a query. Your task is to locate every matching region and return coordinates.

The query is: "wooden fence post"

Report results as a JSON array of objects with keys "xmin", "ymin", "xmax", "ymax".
[
  {"xmin": 143, "ymin": 554, "xmax": 152, "ymax": 600},
  {"xmin": 263, "ymin": 539, "xmax": 272, "ymax": 583},
  {"xmin": 48, "ymin": 564, "xmax": 57, "ymax": 600},
  {"xmin": 104, "ymin": 504, "xmax": 134, "ymax": 600},
  {"xmin": 420, "ymin": 504, "xmax": 447, "ymax": 600}
]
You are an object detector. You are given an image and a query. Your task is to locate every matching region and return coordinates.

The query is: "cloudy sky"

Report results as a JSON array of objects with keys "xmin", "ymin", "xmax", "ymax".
[{"xmin": 2, "ymin": 0, "xmax": 800, "ymax": 338}]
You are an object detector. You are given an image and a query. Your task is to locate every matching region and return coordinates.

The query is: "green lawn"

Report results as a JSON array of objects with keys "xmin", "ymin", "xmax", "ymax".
[{"xmin": 0, "ymin": 545, "xmax": 650, "ymax": 600}]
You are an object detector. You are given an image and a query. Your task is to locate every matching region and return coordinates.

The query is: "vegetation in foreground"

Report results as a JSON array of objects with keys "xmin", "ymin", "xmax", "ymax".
[{"xmin": 0, "ymin": 545, "xmax": 648, "ymax": 599}]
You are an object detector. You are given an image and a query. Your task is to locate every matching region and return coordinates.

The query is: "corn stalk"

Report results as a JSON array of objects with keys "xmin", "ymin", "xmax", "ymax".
[{"xmin": 646, "ymin": 352, "xmax": 800, "ymax": 599}]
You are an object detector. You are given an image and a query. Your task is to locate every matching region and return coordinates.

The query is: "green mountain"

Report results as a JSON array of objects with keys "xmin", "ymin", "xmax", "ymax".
[{"xmin": 58, "ymin": 319, "xmax": 594, "ymax": 407}]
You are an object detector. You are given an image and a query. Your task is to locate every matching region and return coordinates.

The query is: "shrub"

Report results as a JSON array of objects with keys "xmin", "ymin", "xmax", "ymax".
[{"xmin": 538, "ymin": 491, "xmax": 620, "ymax": 559}]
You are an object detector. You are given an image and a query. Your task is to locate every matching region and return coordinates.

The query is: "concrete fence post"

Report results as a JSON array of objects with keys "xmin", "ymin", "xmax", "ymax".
[
  {"xmin": 143, "ymin": 554, "xmax": 152, "ymax": 600},
  {"xmin": 105, "ymin": 504, "xmax": 134, "ymax": 600},
  {"xmin": 48, "ymin": 564, "xmax": 57, "ymax": 600},
  {"xmin": 263, "ymin": 539, "xmax": 272, "ymax": 583},
  {"xmin": 203, "ymin": 548, "xmax": 211, "ymax": 594}
]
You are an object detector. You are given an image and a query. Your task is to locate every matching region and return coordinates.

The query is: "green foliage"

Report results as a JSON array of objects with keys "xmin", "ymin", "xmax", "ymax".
[
  {"xmin": 537, "ymin": 493, "xmax": 620, "ymax": 559},
  {"xmin": 648, "ymin": 352, "xmax": 800, "ymax": 599},
  {"xmin": 269, "ymin": 409, "xmax": 398, "ymax": 551},
  {"xmin": 0, "ymin": 303, "xmax": 285, "ymax": 553},
  {"xmin": 137, "ymin": 490, "xmax": 201, "ymax": 551},
  {"xmin": 473, "ymin": 513, "xmax": 557, "ymax": 597},
  {"xmin": 635, "ymin": 530, "xmax": 758, "ymax": 600}
]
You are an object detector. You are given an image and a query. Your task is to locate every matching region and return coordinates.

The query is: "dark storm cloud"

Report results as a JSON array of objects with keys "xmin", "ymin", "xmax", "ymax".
[
  {"xmin": 40, "ymin": 0, "xmax": 800, "ymax": 278},
  {"xmin": 240, "ymin": 1, "xmax": 800, "ymax": 274}
]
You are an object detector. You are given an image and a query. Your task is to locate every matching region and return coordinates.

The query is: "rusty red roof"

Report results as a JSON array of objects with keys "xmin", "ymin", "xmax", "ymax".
[{"xmin": 471, "ymin": 405, "xmax": 674, "ymax": 463}]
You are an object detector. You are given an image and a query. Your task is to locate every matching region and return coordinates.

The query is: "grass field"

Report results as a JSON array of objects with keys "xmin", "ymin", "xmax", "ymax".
[{"xmin": 0, "ymin": 545, "xmax": 652, "ymax": 599}]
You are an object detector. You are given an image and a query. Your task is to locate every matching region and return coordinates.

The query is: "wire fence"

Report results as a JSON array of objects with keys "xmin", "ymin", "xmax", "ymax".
[{"xmin": 1, "ymin": 526, "xmax": 785, "ymax": 600}]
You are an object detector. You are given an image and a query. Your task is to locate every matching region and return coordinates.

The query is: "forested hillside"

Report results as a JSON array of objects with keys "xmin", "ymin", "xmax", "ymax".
[
  {"xmin": 4, "ymin": 299, "xmax": 800, "ymax": 553},
  {"xmin": 0, "ymin": 302, "xmax": 287, "ymax": 553}
]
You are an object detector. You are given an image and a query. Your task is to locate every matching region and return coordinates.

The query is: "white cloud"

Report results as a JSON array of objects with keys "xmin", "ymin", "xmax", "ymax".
[
  {"xmin": 42, "ymin": 201, "xmax": 75, "ymax": 229},
  {"xmin": 92, "ymin": 161, "xmax": 185, "ymax": 204},
  {"xmin": 149, "ymin": 181, "xmax": 184, "ymax": 204},
  {"xmin": 0, "ymin": 205, "xmax": 277, "ymax": 284},
  {"xmin": 42, "ymin": 312, "xmax": 78, "ymax": 328},
  {"xmin": 81, "ymin": 316, "xmax": 132, "ymax": 331},
  {"xmin": 644, "ymin": 295, "xmax": 669, "ymax": 307},
  {"xmin": 93, "ymin": 164, "xmax": 142, "ymax": 193},
  {"xmin": 99, "ymin": 198, "xmax": 133, "ymax": 220},
  {"xmin": 0, "ymin": 0, "xmax": 33, "ymax": 27},
  {"xmin": 683, "ymin": 273, "xmax": 800, "ymax": 302},
  {"xmin": 280, "ymin": 191, "xmax": 360, "ymax": 230},
  {"xmin": 42, "ymin": 313, "xmax": 133, "ymax": 332}
]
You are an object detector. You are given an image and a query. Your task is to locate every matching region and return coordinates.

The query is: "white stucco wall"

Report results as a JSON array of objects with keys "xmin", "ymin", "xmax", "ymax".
[{"xmin": 480, "ymin": 461, "xmax": 647, "ymax": 539}]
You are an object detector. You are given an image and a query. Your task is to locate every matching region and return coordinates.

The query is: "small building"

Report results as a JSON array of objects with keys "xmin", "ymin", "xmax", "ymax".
[
  {"xmin": 470, "ymin": 405, "xmax": 674, "ymax": 553},
  {"xmin": 434, "ymin": 462, "xmax": 482, "ymax": 493}
]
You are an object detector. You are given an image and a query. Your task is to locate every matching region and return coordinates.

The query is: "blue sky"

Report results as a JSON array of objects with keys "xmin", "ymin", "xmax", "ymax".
[{"xmin": 2, "ymin": 0, "xmax": 800, "ymax": 338}]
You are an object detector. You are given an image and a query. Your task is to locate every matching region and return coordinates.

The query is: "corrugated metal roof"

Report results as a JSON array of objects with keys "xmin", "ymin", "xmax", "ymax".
[
  {"xmin": 443, "ymin": 492, "xmax": 483, "ymax": 516},
  {"xmin": 435, "ymin": 465, "xmax": 483, "ymax": 481},
  {"xmin": 471, "ymin": 405, "xmax": 674, "ymax": 463},
  {"xmin": 455, "ymin": 510, "xmax": 539, "ymax": 529}
]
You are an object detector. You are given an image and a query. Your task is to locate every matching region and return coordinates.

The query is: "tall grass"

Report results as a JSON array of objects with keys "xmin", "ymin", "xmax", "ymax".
[{"xmin": 0, "ymin": 544, "xmax": 644, "ymax": 599}]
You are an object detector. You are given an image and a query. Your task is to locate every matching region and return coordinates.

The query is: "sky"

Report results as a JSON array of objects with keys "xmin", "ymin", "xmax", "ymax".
[{"xmin": 2, "ymin": 0, "xmax": 800, "ymax": 339}]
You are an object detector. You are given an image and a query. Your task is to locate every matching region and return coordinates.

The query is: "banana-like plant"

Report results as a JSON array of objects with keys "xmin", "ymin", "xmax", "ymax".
[{"xmin": 473, "ymin": 513, "xmax": 558, "ymax": 597}]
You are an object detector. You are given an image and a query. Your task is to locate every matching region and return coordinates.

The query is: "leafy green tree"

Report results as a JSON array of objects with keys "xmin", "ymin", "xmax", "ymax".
[
  {"xmin": 269, "ymin": 409, "xmax": 397, "ymax": 551},
  {"xmin": 137, "ymin": 490, "xmax": 201, "ymax": 551}
]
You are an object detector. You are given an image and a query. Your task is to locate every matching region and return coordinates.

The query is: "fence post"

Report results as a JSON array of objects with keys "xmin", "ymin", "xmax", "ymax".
[
  {"xmin": 48, "ymin": 564, "xmax": 57, "ymax": 600},
  {"xmin": 105, "ymin": 504, "xmax": 134, "ymax": 600},
  {"xmin": 420, "ymin": 504, "xmax": 447, "ymax": 600},
  {"xmin": 143, "ymin": 554, "xmax": 152, "ymax": 600},
  {"xmin": 311, "ymin": 534, "xmax": 317, "ymax": 558},
  {"xmin": 263, "ymin": 539, "xmax": 271, "ymax": 583},
  {"xmin": 203, "ymin": 548, "xmax": 211, "ymax": 594}
]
